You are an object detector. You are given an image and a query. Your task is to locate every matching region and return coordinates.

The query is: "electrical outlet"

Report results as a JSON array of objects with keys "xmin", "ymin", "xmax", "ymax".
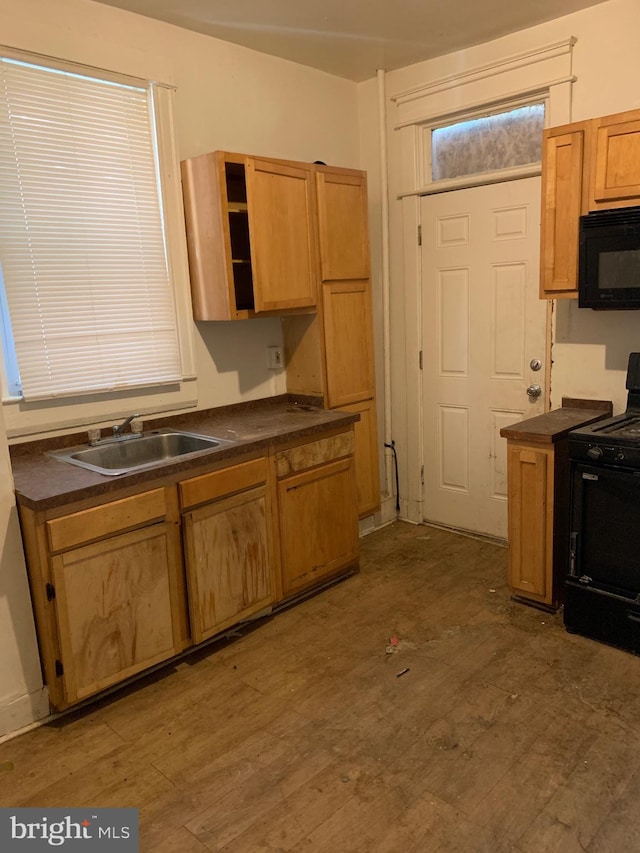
[{"xmin": 267, "ymin": 346, "xmax": 284, "ymax": 370}]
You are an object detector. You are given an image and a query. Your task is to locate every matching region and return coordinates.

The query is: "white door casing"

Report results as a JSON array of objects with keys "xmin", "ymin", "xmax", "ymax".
[{"xmin": 421, "ymin": 177, "xmax": 547, "ymax": 539}]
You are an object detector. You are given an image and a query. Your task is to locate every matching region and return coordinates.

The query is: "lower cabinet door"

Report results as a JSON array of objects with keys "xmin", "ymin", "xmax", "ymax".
[
  {"xmin": 336, "ymin": 399, "xmax": 380, "ymax": 517},
  {"xmin": 183, "ymin": 485, "xmax": 274, "ymax": 643},
  {"xmin": 51, "ymin": 523, "xmax": 185, "ymax": 705},
  {"xmin": 278, "ymin": 457, "xmax": 359, "ymax": 596},
  {"xmin": 507, "ymin": 443, "xmax": 553, "ymax": 603}
]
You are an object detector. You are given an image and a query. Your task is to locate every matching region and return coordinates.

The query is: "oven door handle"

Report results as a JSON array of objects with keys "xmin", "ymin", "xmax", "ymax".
[
  {"xmin": 569, "ymin": 531, "xmax": 578, "ymax": 576},
  {"xmin": 627, "ymin": 611, "xmax": 640, "ymax": 624},
  {"xmin": 567, "ymin": 578, "xmax": 640, "ymax": 605}
]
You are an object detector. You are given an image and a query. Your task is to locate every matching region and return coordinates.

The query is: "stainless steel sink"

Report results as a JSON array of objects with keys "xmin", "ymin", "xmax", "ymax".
[{"xmin": 47, "ymin": 428, "xmax": 233, "ymax": 476}]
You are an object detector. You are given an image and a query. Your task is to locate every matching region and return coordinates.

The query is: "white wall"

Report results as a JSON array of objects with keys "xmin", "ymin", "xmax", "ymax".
[
  {"xmin": 358, "ymin": 0, "xmax": 640, "ymax": 523},
  {"xmin": 0, "ymin": 0, "xmax": 362, "ymax": 735}
]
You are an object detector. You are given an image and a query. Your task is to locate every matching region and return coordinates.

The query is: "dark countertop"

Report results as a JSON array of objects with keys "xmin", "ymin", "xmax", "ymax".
[
  {"xmin": 10, "ymin": 396, "xmax": 358, "ymax": 511},
  {"xmin": 499, "ymin": 401, "xmax": 612, "ymax": 444}
]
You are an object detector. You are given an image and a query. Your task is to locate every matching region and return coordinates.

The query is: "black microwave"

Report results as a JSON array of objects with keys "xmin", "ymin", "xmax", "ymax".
[{"xmin": 579, "ymin": 205, "xmax": 640, "ymax": 309}]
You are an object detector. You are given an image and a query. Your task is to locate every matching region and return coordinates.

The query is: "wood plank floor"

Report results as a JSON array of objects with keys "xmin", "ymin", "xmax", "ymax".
[{"xmin": 2, "ymin": 521, "xmax": 640, "ymax": 852}]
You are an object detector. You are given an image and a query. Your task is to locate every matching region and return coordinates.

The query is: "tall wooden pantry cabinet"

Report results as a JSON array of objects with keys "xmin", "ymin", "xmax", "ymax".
[{"xmin": 283, "ymin": 165, "xmax": 381, "ymax": 517}]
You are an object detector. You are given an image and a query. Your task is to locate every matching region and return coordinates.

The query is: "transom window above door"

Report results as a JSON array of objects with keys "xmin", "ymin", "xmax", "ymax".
[{"xmin": 419, "ymin": 101, "xmax": 546, "ymax": 193}]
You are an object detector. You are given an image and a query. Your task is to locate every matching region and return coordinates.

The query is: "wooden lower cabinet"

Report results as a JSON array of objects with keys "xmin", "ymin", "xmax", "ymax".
[
  {"xmin": 182, "ymin": 484, "xmax": 274, "ymax": 644},
  {"xmin": 277, "ymin": 432, "xmax": 359, "ymax": 597},
  {"xmin": 52, "ymin": 523, "xmax": 184, "ymax": 704},
  {"xmin": 19, "ymin": 486, "xmax": 188, "ymax": 710},
  {"xmin": 506, "ymin": 442, "xmax": 555, "ymax": 605},
  {"xmin": 502, "ymin": 404, "xmax": 612, "ymax": 611},
  {"xmin": 19, "ymin": 430, "xmax": 359, "ymax": 710},
  {"xmin": 337, "ymin": 399, "xmax": 380, "ymax": 517}
]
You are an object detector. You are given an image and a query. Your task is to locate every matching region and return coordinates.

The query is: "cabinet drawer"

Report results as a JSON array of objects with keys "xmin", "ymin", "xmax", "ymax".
[
  {"xmin": 179, "ymin": 457, "xmax": 268, "ymax": 509},
  {"xmin": 276, "ymin": 431, "xmax": 354, "ymax": 478},
  {"xmin": 46, "ymin": 488, "xmax": 168, "ymax": 553}
]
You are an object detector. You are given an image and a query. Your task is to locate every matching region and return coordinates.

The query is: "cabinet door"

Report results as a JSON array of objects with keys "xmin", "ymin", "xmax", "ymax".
[
  {"xmin": 183, "ymin": 486, "xmax": 273, "ymax": 643},
  {"xmin": 181, "ymin": 151, "xmax": 237, "ymax": 321},
  {"xmin": 506, "ymin": 443, "xmax": 553, "ymax": 604},
  {"xmin": 246, "ymin": 157, "xmax": 317, "ymax": 312},
  {"xmin": 337, "ymin": 399, "xmax": 380, "ymax": 517},
  {"xmin": 591, "ymin": 111, "xmax": 640, "ymax": 207},
  {"xmin": 323, "ymin": 280, "xmax": 375, "ymax": 407},
  {"xmin": 51, "ymin": 523, "xmax": 185, "ymax": 705},
  {"xmin": 315, "ymin": 168, "xmax": 370, "ymax": 281},
  {"xmin": 540, "ymin": 127, "xmax": 587, "ymax": 298},
  {"xmin": 278, "ymin": 457, "xmax": 358, "ymax": 596}
]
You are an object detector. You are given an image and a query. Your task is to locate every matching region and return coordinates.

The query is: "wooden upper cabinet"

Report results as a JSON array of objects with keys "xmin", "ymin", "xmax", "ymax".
[
  {"xmin": 246, "ymin": 157, "xmax": 317, "ymax": 312},
  {"xmin": 590, "ymin": 109, "xmax": 640, "ymax": 208},
  {"xmin": 181, "ymin": 151, "xmax": 317, "ymax": 320},
  {"xmin": 315, "ymin": 167, "xmax": 370, "ymax": 281},
  {"xmin": 539, "ymin": 123, "xmax": 589, "ymax": 299},
  {"xmin": 540, "ymin": 108, "xmax": 640, "ymax": 299},
  {"xmin": 322, "ymin": 280, "xmax": 375, "ymax": 407}
]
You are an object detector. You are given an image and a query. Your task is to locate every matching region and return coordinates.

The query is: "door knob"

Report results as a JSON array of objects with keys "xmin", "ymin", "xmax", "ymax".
[{"xmin": 526, "ymin": 384, "xmax": 542, "ymax": 399}]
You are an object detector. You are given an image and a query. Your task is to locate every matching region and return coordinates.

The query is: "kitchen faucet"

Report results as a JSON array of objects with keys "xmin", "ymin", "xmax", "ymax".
[{"xmin": 112, "ymin": 414, "xmax": 141, "ymax": 438}]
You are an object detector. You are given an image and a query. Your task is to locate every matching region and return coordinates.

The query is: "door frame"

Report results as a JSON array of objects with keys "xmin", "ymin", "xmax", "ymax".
[{"xmin": 387, "ymin": 45, "xmax": 574, "ymax": 524}]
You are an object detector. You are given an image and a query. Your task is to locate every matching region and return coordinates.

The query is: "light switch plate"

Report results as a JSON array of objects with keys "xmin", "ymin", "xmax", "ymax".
[{"xmin": 267, "ymin": 346, "xmax": 284, "ymax": 370}]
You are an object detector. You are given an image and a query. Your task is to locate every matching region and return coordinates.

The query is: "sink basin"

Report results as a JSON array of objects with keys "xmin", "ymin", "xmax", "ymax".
[{"xmin": 47, "ymin": 428, "xmax": 233, "ymax": 476}]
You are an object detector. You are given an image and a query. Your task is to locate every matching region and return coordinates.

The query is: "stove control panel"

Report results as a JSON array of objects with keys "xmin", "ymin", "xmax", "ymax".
[{"xmin": 569, "ymin": 439, "xmax": 639, "ymax": 470}]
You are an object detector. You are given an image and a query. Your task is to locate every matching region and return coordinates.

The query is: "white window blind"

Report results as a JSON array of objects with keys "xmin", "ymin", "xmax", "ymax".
[{"xmin": 0, "ymin": 57, "xmax": 182, "ymax": 401}]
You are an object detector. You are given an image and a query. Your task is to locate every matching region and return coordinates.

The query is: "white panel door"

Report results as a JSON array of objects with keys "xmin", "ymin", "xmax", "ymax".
[{"xmin": 421, "ymin": 178, "xmax": 546, "ymax": 539}]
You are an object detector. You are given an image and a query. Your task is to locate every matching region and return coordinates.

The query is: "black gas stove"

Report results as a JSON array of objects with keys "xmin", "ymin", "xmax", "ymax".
[
  {"xmin": 565, "ymin": 352, "xmax": 640, "ymax": 654},
  {"xmin": 568, "ymin": 352, "xmax": 640, "ymax": 471}
]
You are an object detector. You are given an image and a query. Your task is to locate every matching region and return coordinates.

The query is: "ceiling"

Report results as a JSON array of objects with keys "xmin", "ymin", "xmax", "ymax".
[{"xmin": 92, "ymin": 0, "xmax": 609, "ymax": 82}]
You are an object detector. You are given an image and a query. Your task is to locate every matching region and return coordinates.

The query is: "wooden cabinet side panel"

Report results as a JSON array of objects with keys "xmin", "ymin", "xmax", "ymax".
[
  {"xmin": 323, "ymin": 281, "xmax": 376, "ymax": 407},
  {"xmin": 52, "ymin": 524, "xmax": 181, "ymax": 703},
  {"xmin": 540, "ymin": 129, "xmax": 585, "ymax": 297},
  {"xmin": 316, "ymin": 169, "xmax": 370, "ymax": 281},
  {"xmin": 181, "ymin": 152, "xmax": 235, "ymax": 320},
  {"xmin": 337, "ymin": 399, "xmax": 381, "ymax": 517},
  {"xmin": 507, "ymin": 444, "xmax": 552, "ymax": 602},
  {"xmin": 278, "ymin": 457, "xmax": 359, "ymax": 596},
  {"xmin": 246, "ymin": 158, "xmax": 317, "ymax": 312},
  {"xmin": 282, "ymin": 313, "xmax": 326, "ymax": 399},
  {"xmin": 183, "ymin": 486, "xmax": 273, "ymax": 643},
  {"xmin": 18, "ymin": 506, "xmax": 65, "ymax": 710}
]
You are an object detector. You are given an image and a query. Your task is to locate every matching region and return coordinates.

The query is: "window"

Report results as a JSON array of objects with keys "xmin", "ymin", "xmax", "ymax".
[
  {"xmin": 430, "ymin": 103, "xmax": 546, "ymax": 183},
  {"xmin": 0, "ymin": 54, "xmax": 194, "ymax": 403}
]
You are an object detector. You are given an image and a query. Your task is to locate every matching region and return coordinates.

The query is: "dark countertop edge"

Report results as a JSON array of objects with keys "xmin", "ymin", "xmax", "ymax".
[
  {"xmin": 499, "ymin": 403, "xmax": 613, "ymax": 443},
  {"xmin": 8, "ymin": 393, "xmax": 324, "ymax": 457},
  {"xmin": 11, "ymin": 396, "xmax": 356, "ymax": 512}
]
